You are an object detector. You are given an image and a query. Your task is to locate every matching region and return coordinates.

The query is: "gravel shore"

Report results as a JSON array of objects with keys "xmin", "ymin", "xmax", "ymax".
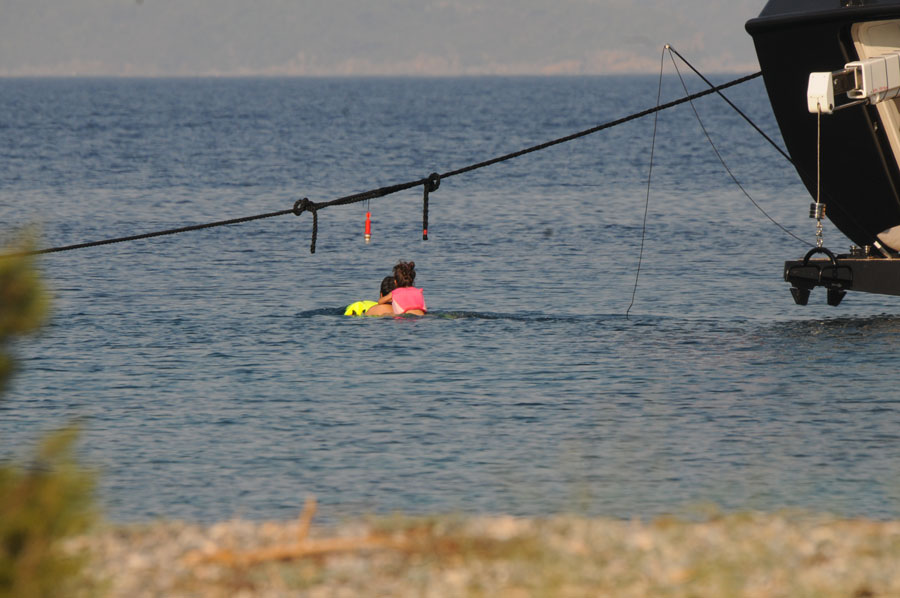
[{"xmin": 66, "ymin": 508, "xmax": 900, "ymax": 597}]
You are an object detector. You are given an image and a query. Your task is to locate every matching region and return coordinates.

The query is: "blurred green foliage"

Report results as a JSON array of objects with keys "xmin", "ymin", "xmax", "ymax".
[
  {"xmin": 0, "ymin": 239, "xmax": 98, "ymax": 598},
  {"xmin": 0, "ymin": 428, "xmax": 96, "ymax": 598},
  {"xmin": 0, "ymin": 240, "xmax": 49, "ymax": 393}
]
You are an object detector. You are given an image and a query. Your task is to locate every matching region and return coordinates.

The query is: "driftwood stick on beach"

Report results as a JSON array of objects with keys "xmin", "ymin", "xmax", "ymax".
[
  {"xmin": 183, "ymin": 497, "xmax": 408, "ymax": 568},
  {"xmin": 296, "ymin": 496, "xmax": 316, "ymax": 542},
  {"xmin": 188, "ymin": 536, "xmax": 407, "ymax": 568}
]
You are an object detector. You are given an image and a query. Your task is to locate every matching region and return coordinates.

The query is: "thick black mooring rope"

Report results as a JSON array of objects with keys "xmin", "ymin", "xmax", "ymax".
[
  {"xmin": 292, "ymin": 198, "xmax": 318, "ymax": 253},
  {"xmin": 23, "ymin": 208, "xmax": 297, "ymax": 256},
  {"xmin": 10, "ymin": 71, "xmax": 761, "ymax": 258},
  {"xmin": 422, "ymin": 172, "xmax": 440, "ymax": 241}
]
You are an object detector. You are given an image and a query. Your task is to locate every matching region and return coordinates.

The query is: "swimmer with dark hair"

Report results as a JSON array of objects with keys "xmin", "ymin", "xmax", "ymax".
[
  {"xmin": 364, "ymin": 276, "xmax": 397, "ymax": 316},
  {"xmin": 376, "ymin": 261, "xmax": 426, "ymax": 316}
]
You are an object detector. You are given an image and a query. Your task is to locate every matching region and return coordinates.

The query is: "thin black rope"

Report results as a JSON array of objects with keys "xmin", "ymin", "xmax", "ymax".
[
  {"xmin": 626, "ymin": 48, "xmax": 667, "ymax": 320},
  {"xmin": 10, "ymin": 71, "xmax": 762, "ymax": 258},
  {"xmin": 666, "ymin": 45, "xmax": 793, "ymax": 166},
  {"xmin": 669, "ymin": 51, "xmax": 814, "ymax": 248},
  {"xmin": 667, "ymin": 46, "xmax": 881, "ymax": 247}
]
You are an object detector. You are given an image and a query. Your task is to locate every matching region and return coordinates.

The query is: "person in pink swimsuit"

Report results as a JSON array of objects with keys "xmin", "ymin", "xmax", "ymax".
[{"xmin": 376, "ymin": 261, "xmax": 427, "ymax": 316}]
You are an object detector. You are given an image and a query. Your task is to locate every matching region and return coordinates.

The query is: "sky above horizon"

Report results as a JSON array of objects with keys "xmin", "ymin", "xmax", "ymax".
[{"xmin": 2, "ymin": 1, "xmax": 767, "ymax": 77}]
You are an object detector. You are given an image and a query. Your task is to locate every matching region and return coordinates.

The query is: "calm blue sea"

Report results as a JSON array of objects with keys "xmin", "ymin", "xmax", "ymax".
[{"xmin": 2, "ymin": 75, "xmax": 899, "ymax": 523}]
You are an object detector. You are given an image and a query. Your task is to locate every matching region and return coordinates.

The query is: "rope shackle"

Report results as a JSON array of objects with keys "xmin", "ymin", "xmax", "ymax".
[
  {"xmin": 293, "ymin": 197, "xmax": 319, "ymax": 254},
  {"xmin": 423, "ymin": 172, "xmax": 440, "ymax": 240}
]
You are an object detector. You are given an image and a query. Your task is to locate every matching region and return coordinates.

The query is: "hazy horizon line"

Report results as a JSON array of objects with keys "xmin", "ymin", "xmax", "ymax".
[
  {"xmin": 0, "ymin": 71, "xmax": 761, "ymax": 79},
  {"xmin": 0, "ymin": 53, "xmax": 760, "ymax": 79}
]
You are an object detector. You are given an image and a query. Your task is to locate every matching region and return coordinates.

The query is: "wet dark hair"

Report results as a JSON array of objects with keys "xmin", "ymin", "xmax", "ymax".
[
  {"xmin": 392, "ymin": 261, "xmax": 416, "ymax": 287},
  {"xmin": 380, "ymin": 275, "xmax": 396, "ymax": 297}
]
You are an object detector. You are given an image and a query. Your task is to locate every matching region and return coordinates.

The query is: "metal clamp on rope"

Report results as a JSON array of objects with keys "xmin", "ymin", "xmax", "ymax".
[
  {"xmin": 423, "ymin": 172, "xmax": 440, "ymax": 240},
  {"xmin": 293, "ymin": 197, "xmax": 319, "ymax": 254}
]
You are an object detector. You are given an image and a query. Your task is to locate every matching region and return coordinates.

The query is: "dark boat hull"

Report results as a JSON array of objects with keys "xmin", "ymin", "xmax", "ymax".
[{"xmin": 747, "ymin": 1, "xmax": 900, "ymax": 249}]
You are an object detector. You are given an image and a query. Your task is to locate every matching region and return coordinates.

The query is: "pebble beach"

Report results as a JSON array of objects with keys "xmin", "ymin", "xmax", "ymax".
[{"xmin": 66, "ymin": 508, "xmax": 900, "ymax": 597}]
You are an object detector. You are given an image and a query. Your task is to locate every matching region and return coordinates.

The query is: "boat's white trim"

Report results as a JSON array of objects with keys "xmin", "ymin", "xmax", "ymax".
[{"xmin": 854, "ymin": 21, "xmax": 900, "ymax": 220}]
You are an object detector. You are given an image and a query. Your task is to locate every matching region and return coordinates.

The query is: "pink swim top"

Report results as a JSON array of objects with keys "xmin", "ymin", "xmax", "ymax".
[{"xmin": 391, "ymin": 287, "xmax": 427, "ymax": 314}]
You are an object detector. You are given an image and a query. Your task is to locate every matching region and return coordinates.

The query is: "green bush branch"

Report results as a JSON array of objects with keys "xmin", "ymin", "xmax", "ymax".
[
  {"xmin": 1, "ymin": 237, "xmax": 97, "ymax": 598},
  {"xmin": 0, "ymin": 427, "xmax": 96, "ymax": 598},
  {"xmin": 0, "ymin": 237, "xmax": 49, "ymax": 393}
]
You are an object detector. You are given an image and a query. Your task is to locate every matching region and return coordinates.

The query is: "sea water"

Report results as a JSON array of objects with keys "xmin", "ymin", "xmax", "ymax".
[{"xmin": 1, "ymin": 76, "xmax": 899, "ymax": 523}]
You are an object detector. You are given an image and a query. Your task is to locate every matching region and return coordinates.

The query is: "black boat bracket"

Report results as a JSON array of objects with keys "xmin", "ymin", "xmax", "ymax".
[{"xmin": 785, "ymin": 247, "xmax": 853, "ymax": 306}]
